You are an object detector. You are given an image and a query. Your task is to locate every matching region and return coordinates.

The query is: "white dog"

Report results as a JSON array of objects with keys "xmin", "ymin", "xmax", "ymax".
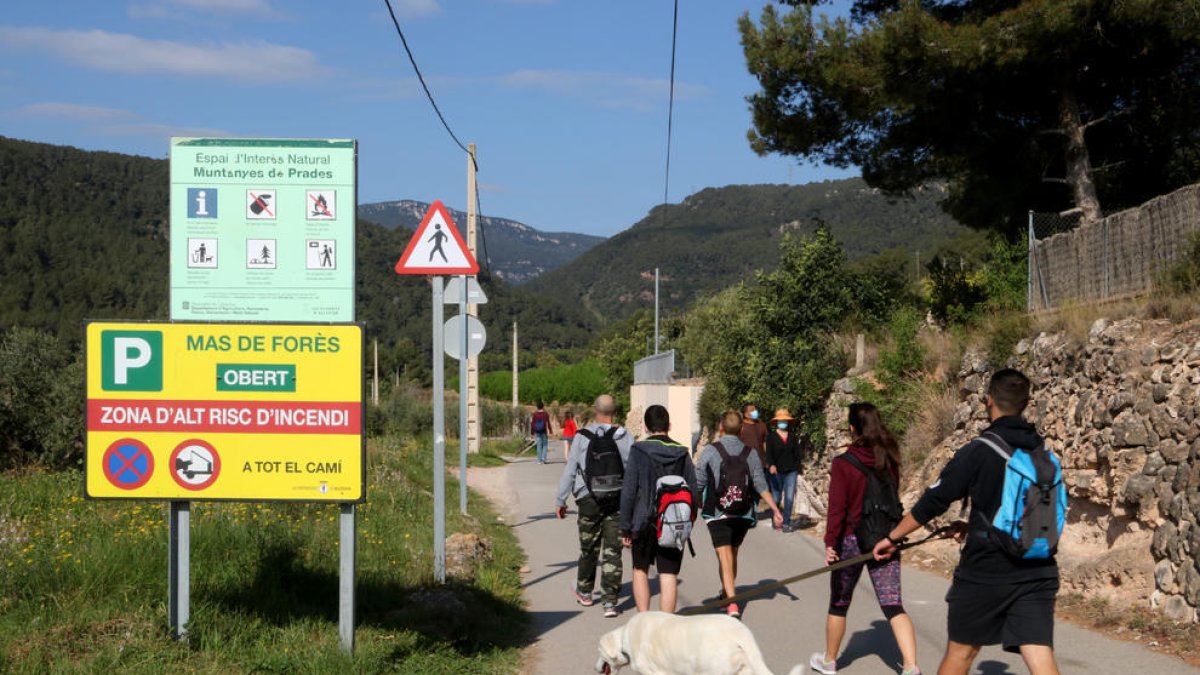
[{"xmin": 595, "ymin": 611, "xmax": 783, "ymax": 675}]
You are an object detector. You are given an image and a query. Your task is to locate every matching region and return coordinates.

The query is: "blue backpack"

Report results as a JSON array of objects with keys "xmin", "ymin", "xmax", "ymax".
[{"xmin": 976, "ymin": 432, "xmax": 1067, "ymax": 560}]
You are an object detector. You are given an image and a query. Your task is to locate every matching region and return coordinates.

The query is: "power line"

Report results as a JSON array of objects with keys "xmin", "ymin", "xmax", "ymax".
[
  {"xmin": 661, "ymin": 0, "xmax": 679, "ymax": 230},
  {"xmin": 382, "ymin": 0, "xmax": 474, "ymax": 167}
]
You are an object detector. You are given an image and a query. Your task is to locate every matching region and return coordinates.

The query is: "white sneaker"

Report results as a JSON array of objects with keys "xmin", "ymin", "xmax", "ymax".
[{"xmin": 809, "ymin": 652, "xmax": 836, "ymax": 674}]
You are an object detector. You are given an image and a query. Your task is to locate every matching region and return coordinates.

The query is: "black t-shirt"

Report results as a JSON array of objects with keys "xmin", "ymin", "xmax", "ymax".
[{"xmin": 910, "ymin": 415, "xmax": 1058, "ymax": 584}]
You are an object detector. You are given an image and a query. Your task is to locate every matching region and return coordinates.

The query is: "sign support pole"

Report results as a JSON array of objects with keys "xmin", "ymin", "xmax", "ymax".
[
  {"xmin": 168, "ymin": 500, "xmax": 190, "ymax": 641},
  {"xmin": 432, "ymin": 277, "xmax": 447, "ymax": 583},
  {"xmin": 339, "ymin": 504, "xmax": 356, "ymax": 653},
  {"xmin": 459, "ymin": 275, "xmax": 469, "ymax": 515}
]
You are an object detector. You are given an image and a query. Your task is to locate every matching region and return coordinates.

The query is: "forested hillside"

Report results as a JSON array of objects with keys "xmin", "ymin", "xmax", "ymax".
[
  {"xmin": 0, "ymin": 137, "xmax": 595, "ymax": 371},
  {"xmin": 525, "ymin": 179, "xmax": 966, "ymax": 323},
  {"xmin": 359, "ymin": 200, "xmax": 603, "ymax": 284}
]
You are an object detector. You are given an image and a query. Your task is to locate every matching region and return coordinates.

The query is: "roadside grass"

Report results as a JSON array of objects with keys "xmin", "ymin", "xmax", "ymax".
[
  {"xmin": 466, "ymin": 436, "xmax": 526, "ymax": 469},
  {"xmin": 1057, "ymin": 592, "xmax": 1200, "ymax": 667},
  {"xmin": 0, "ymin": 436, "xmax": 528, "ymax": 673}
]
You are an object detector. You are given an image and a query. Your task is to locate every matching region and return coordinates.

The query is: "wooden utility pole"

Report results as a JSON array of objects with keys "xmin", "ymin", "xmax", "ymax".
[{"xmin": 466, "ymin": 144, "xmax": 482, "ymax": 453}]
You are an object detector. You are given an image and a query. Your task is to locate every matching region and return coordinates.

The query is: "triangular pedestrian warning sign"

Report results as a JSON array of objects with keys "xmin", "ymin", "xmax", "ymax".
[{"xmin": 394, "ymin": 200, "xmax": 479, "ymax": 275}]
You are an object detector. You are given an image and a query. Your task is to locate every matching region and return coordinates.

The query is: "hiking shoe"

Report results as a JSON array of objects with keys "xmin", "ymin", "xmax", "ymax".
[
  {"xmin": 810, "ymin": 652, "xmax": 836, "ymax": 674},
  {"xmin": 603, "ymin": 602, "xmax": 619, "ymax": 618},
  {"xmin": 572, "ymin": 584, "xmax": 594, "ymax": 607},
  {"xmin": 724, "ymin": 603, "xmax": 740, "ymax": 619}
]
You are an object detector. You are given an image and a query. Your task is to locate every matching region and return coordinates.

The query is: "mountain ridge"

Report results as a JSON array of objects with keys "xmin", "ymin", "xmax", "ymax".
[{"xmin": 526, "ymin": 178, "xmax": 969, "ymax": 323}]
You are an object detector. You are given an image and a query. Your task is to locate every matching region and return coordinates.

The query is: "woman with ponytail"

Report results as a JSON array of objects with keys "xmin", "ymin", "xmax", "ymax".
[{"xmin": 809, "ymin": 402, "xmax": 921, "ymax": 675}]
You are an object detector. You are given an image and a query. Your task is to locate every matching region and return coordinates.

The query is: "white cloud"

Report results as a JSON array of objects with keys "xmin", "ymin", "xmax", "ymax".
[
  {"xmin": 389, "ymin": 0, "xmax": 441, "ymax": 17},
  {"xmin": 15, "ymin": 102, "xmax": 137, "ymax": 120},
  {"xmin": 98, "ymin": 121, "xmax": 229, "ymax": 138},
  {"xmin": 129, "ymin": 0, "xmax": 284, "ymax": 20},
  {"xmin": 0, "ymin": 26, "xmax": 327, "ymax": 82},
  {"xmin": 497, "ymin": 69, "xmax": 709, "ymax": 111}
]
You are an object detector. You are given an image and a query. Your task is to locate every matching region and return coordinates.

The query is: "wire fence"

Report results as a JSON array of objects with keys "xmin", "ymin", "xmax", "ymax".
[{"xmin": 1028, "ymin": 184, "xmax": 1200, "ymax": 310}]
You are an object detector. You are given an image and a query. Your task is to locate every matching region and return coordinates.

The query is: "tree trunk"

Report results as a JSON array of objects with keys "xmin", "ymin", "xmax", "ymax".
[{"xmin": 1059, "ymin": 88, "xmax": 1103, "ymax": 224}]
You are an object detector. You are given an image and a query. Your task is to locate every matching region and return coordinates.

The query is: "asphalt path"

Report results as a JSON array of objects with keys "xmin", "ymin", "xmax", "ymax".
[{"xmin": 494, "ymin": 455, "xmax": 1196, "ymax": 675}]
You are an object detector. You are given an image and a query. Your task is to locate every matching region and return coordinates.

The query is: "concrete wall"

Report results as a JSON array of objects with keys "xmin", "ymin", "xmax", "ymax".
[{"xmin": 628, "ymin": 381, "xmax": 704, "ymax": 450}]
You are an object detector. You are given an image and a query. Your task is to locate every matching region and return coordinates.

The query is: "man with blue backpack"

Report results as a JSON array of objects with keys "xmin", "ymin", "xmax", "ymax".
[
  {"xmin": 873, "ymin": 368, "xmax": 1067, "ymax": 675},
  {"xmin": 619, "ymin": 404, "xmax": 698, "ymax": 614}
]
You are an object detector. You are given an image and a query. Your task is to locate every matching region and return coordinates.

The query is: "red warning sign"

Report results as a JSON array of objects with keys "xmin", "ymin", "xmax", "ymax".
[{"xmin": 394, "ymin": 200, "xmax": 479, "ymax": 275}]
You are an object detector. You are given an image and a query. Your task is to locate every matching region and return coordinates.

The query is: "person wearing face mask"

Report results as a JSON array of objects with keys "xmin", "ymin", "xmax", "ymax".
[
  {"xmin": 738, "ymin": 403, "xmax": 768, "ymax": 466},
  {"xmin": 765, "ymin": 408, "xmax": 802, "ymax": 532}
]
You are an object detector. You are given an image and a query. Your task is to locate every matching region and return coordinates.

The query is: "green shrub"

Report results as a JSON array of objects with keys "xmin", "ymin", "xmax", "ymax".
[
  {"xmin": 473, "ymin": 359, "xmax": 606, "ymax": 406},
  {"xmin": 1159, "ymin": 230, "xmax": 1200, "ymax": 294},
  {"xmin": 365, "ymin": 386, "xmax": 518, "ymax": 439},
  {"xmin": 877, "ymin": 307, "xmax": 926, "ymax": 384},
  {"xmin": 0, "ymin": 327, "xmax": 83, "ymax": 469}
]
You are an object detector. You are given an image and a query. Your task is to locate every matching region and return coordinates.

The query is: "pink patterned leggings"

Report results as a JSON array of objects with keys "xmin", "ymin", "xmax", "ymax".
[{"xmin": 828, "ymin": 534, "xmax": 906, "ymax": 618}]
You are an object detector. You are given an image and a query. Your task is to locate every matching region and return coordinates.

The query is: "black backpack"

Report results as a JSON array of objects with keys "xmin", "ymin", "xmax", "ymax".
[
  {"xmin": 578, "ymin": 427, "xmax": 624, "ymax": 510},
  {"xmin": 841, "ymin": 453, "xmax": 903, "ymax": 553},
  {"xmin": 703, "ymin": 441, "xmax": 754, "ymax": 518}
]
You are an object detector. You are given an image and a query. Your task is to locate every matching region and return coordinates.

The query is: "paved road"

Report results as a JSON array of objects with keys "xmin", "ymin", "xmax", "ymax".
[{"xmin": 492, "ymin": 455, "xmax": 1195, "ymax": 674}]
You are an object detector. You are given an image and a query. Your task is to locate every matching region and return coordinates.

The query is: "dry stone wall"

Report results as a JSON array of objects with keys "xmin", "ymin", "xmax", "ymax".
[{"xmin": 808, "ymin": 317, "xmax": 1200, "ymax": 622}]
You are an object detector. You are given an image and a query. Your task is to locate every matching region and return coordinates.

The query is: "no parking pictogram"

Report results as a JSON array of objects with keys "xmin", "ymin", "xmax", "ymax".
[
  {"xmin": 102, "ymin": 438, "xmax": 154, "ymax": 489},
  {"xmin": 170, "ymin": 439, "xmax": 221, "ymax": 491}
]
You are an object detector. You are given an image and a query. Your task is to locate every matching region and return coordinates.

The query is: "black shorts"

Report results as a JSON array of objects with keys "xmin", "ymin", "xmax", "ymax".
[
  {"xmin": 946, "ymin": 577, "xmax": 1059, "ymax": 652},
  {"xmin": 706, "ymin": 518, "xmax": 752, "ymax": 548},
  {"xmin": 631, "ymin": 532, "xmax": 683, "ymax": 575}
]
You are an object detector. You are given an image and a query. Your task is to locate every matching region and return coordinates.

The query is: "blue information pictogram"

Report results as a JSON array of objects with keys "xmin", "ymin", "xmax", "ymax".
[
  {"xmin": 102, "ymin": 438, "xmax": 154, "ymax": 489},
  {"xmin": 187, "ymin": 188, "xmax": 218, "ymax": 219}
]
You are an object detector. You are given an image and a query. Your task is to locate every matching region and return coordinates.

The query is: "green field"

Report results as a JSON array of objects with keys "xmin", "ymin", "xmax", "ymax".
[{"xmin": 0, "ymin": 437, "xmax": 528, "ymax": 673}]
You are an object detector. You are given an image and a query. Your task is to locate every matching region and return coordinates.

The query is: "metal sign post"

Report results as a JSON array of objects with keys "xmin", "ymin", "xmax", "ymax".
[
  {"xmin": 396, "ymin": 201, "xmax": 479, "ymax": 584},
  {"xmin": 458, "ymin": 275, "xmax": 469, "ymax": 515},
  {"xmin": 168, "ymin": 501, "xmax": 189, "ymax": 641},
  {"xmin": 432, "ymin": 276, "xmax": 447, "ymax": 583}
]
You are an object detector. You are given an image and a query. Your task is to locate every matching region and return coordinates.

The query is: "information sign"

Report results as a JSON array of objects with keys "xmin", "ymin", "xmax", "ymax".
[
  {"xmin": 170, "ymin": 138, "xmax": 357, "ymax": 322},
  {"xmin": 85, "ymin": 321, "xmax": 364, "ymax": 502}
]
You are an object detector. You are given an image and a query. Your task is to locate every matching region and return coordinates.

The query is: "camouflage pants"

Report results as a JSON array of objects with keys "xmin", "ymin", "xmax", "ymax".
[{"xmin": 576, "ymin": 496, "xmax": 622, "ymax": 604}]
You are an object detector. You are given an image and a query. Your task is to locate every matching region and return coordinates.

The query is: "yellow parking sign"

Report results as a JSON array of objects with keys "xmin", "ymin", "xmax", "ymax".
[{"xmin": 86, "ymin": 322, "xmax": 363, "ymax": 502}]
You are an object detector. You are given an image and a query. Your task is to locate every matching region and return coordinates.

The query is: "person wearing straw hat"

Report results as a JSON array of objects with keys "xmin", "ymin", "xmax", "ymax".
[{"xmin": 765, "ymin": 407, "xmax": 803, "ymax": 533}]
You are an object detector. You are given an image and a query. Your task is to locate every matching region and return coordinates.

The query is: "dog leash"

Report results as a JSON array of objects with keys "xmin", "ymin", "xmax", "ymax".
[{"xmin": 677, "ymin": 525, "xmax": 955, "ymax": 616}]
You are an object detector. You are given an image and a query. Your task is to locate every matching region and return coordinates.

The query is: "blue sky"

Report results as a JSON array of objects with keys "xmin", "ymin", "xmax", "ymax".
[{"xmin": 0, "ymin": 0, "xmax": 854, "ymax": 237}]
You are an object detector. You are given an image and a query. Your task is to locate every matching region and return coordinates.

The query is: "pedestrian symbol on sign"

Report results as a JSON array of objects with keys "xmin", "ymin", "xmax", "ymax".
[
  {"xmin": 306, "ymin": 240, "xmax": 336, "ymax": 269},
  {"xmin": 188, "ymin": 238, "xmax": 217, "ymax": 268}
]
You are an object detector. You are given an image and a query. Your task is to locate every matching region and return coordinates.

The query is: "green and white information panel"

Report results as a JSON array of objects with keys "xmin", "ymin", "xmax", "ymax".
[{"xmin": 169, "ymin": 138, "xmax": 356, "ymax": 322}]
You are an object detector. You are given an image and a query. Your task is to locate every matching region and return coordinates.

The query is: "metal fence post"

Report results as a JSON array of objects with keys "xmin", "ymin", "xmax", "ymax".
[{"xmin": 1027, "ymin": 211, "xmax": 1034, "ymax": 311}]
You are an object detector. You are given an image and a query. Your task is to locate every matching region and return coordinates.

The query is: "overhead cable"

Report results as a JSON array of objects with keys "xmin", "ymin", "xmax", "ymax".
[{"xmin": 382, "ymin": 0, "xmax": 476, "ymax": 170}]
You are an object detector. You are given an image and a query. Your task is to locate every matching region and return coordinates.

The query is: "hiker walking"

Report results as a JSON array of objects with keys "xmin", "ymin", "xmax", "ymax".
[
  {"xmin": 530, "ymin": 401, "xmax": 553, "ymax": 464},
  {"xmin": 619, "ymin": 404, "xmax": 698, "ymax": 614},
  {"xmin": 764, "ymin": 408, "xmax": 803, "ymax": 532},
  {"xmin": 811, "ymin": 402, "xmax": 920, "ymax": 675},
  {"xmin": 555, "ymin": 394, "xmax": 633, "ymax": 618},
  {"xmin": 561, "ymin": 410, "xmax": 577, "ymax": 463},
  {"xmin": 874, "ymin": 369, "xmax": 1066, "ymax": 675},
  {"xmin": 696, "ymin": 409, "xmax": 784, "ymax": 619}
]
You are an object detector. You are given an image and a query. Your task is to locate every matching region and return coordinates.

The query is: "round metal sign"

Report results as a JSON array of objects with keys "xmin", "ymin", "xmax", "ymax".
[{"xmin": 443, "ymin": 315, "xmax": 487, "ymax": 359}]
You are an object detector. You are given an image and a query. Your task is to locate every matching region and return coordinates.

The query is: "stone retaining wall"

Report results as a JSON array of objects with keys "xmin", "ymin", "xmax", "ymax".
[{"xmin": 809, "ymin": 317, "xmax": 1200, "ymax": 621}]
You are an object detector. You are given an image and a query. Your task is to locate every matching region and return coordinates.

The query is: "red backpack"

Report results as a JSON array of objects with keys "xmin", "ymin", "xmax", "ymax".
[{"xmin": 653, "ymin": 454, "xmax": 696, "ymax": 550}]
